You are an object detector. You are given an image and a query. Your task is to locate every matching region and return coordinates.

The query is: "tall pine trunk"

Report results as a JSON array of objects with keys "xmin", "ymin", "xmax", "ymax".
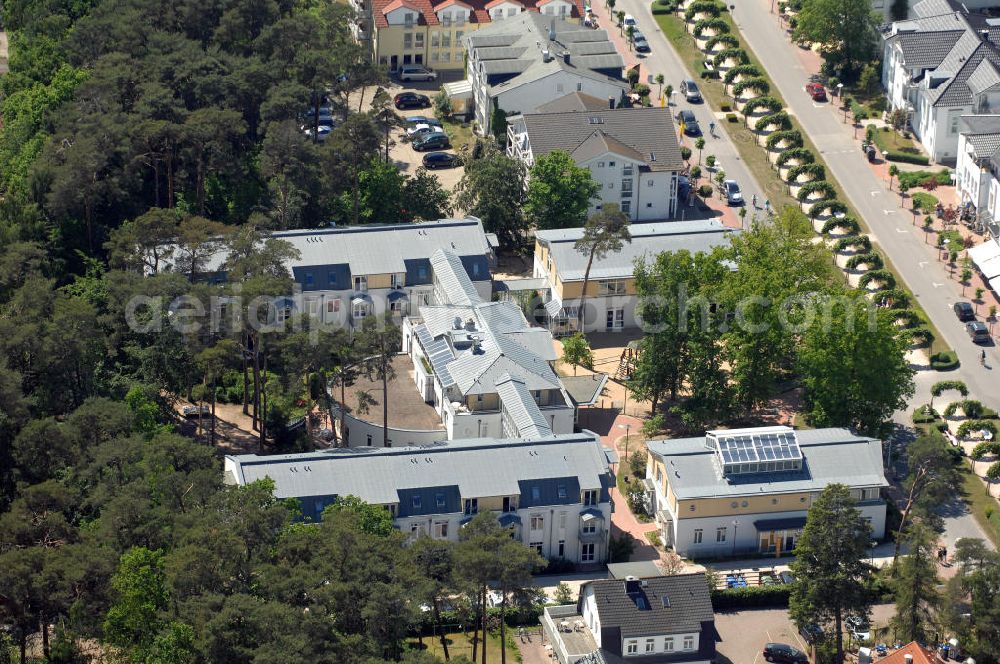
[
  {"xmin": 481, "ymin": 586, "xmax": 488, "ymax": 664},
  {"xmin": 210, "ymin": 377, "xmax": 217, "ymax": 447},
  {"xmin": 433, "ymin": 598, "xmax": 449, "ymax": 660},
  {"xmin": 499, "ymin": 590, "xmax": 507, "ymax": 664},
  {"xmin": 382, "ymin": 372, "xmax": 389, "ymax": 446},
  {"xmin": 41, "ymin": 619, "xmax": 49, "ymax": 659},
  {"xmin": 471, "ymin": 585, "xmax": 481, "ymax": 661},
  {"xmin": 577, "ymin": 249, "xmax": 597, "ymax": 332}
]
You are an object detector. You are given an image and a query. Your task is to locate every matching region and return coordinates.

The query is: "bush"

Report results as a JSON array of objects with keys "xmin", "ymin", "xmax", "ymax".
[
  {"xmin": 897, "ymin": 169, "xmax": 951, "ymax": 189},
  {"xmin": 690, "ymin": 165, "xmax": 702, "ymax": 179},
  {"xmin": 731, "ymin": 76, "xmax": 769, "ymax": 98},
  {"xmin": 693, "ymin": 17, "xmax": 730, "ymax": 38},
  {"xmin": 957, "ymin": 419, "xmax": 999, "ymax": 439},
  {"xmin": 909, "ymin": 327, "xmax": 934, "ymax": 346},
  {"xmin": 680, "ymin": 146, "xmax": 692, "ymax": 160},
  {"xmin": 711, "ymin": 584, "xmax": 793, "ymax": 609},
  {"xmin": 726, "ymin": 113, "xmax": 738, "ymax": 122},
  {"xmin": 698, "ymin": 184, "xmax": 714, "ymax": 197},
  {"xmin": 971, "ymin": 441, "xmax": 1000, "ymax": 459},
  {"xmin": 943, "ymin": 399, "xmax": 984, "ymax": 418},
  {"xmin": 755, "ymin": 111, "xmax": 792, "ymax": 132},
  {"xmin": 766, "ymin": 129, "xmax": 803, "ymax": 150},
  {"xmin": 884, "ymin": 150, "xmax": 930, "ymax": 165},
  {"xmin": 930, "ymin": 350, "xmax": 960, "ymax": 371},
  {"xmin": 742, "ymin": 96, "xmax": 783, "ymax": 117},
  {"xmin": 652, "ymin": 3, "xmax": 674, "ymax": 13},
  {"xmin": 858, "ymin": 269, "xmax": 896, "ymax": 290},
  {"xmin": 931, "ymin": 379, "xmax": 968, "ymax": 397},
  {"xmin": 723, "ymin": 63, "xmax": 762, "ymax": 85},
  {"xmin": 628, "ymin": 449, "xmax": 648, "ymax": 477},
  {"xmin": 609, "ymin": 533, "xmax": 636, "ymax": 562},
  {"xmin": 911, "ymin": 192, "xmax": 938, "ymax": 213},
  {"xmin": 720, "ymin": 102, "xmax": 732, "ymax": 112},
  {"xmin": 700, "ymin": 69, "xmax": 720, "ymax": 80},
  {"xmin": 684, "ymin": 1, "xmax": 723, "ymax": 20},
  {"xmin": 795, "ymin": 180, "xmax": 836, "ymax": 202},
  {"xmin": 706, "ymin": 34, "xmax": 740, "ymax": 51},
  {"xmin": 775, "ymin": 146, "xmax": 814, "ymax": 168},
  {"xmin": 912, "ymin": 404, "xmax": 940, "ymax": 424}
]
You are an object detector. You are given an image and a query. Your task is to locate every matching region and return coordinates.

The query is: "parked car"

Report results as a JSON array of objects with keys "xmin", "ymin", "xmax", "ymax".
[
  {"xmin": 182, "ymin": 405, "xmax": 211, "ymax": 418},
  {"xmin": 422, "ymin": 151, "xmax": 459, "ymax": 169},
  {"xmin": 407, "ymin": 123, "xmax": 441, "ymax": 138},
  {"xmin": 845, "ymin": 616, "xmax": 871, "ymax": 642},
  {"xmin": 676, "ymin": 109, "xmax": 701, "ymax": 136},
  {"xmin": 723, "ymin": 179, "xmax": 744, "ymax": 206},
  {"xmin": 681, "ymin": 79, "xmax": 702, "ymax": 102},
  {"xmin": 805, "ymin": 82, "xmax": 827, "ymax": 101},
  {"xmin": 405, "ymin": 116, "xmax": 442, "ymax": 127},
  {"xmin": 953, "ymin": 301, "xmax": 976, "ymax": 321},
  {"xmin": 799, "ymin": 624, "xmax": 824, "ymax": 644},
  {"xmin": 412, "ymin": 132, "xmax": 451, "ymax": 151},
  {"xmin": 633, "ymin": 30, "xmax": 650, "ymax": 52},
  {"xmin": 394, "ymin": 92, "xmax": 431, "ymax": 109},
  {"xmin": 967, "ymin": 321, "xmax": 991, "ymax": 344},
  {"xmin": 398, "ymin": 66, "xmax": 437, "ymax": 82},
  {"xmin": 303, "ymin": 125, "xmax": 333, "ymax": 142},
  {"xmin": 778, "ymin": 570, "xmax": 795, "ymax": 584},
  {"xmin": 763, "ymin": 644, "xmax": 809, "ymax": 664},
  {"xmin": 623, "ymin": 13, "xmax": 637, "ymax": 27}
]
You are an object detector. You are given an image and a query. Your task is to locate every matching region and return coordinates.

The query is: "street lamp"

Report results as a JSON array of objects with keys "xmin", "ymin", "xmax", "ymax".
[
  {"xmin": 618, "ymin": 422, "xmax": 632, "ymax": 466},
  {"xmin": 732, "ymin": 519, "xmax": 739, "ymax": 557}
]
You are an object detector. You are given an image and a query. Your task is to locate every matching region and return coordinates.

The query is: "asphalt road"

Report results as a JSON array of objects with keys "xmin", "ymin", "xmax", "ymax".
[
  {"xmin": 589, "ymin": 0, "xmax": 768, "ymax": 215},
  {"xmin": 731, "ymin": 0, "xmax": 1000, "ymax": 413}
]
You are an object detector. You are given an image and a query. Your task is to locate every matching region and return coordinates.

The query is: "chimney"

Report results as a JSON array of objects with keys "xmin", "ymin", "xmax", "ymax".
[
  {"xmin": 453, "ymin": 316, "xmax": 464, "ymax": 330},
  {"xmin": 904, "ymin": 654, "xmax": 913, "ymax": 664},
  {"xmin": 981, "ymin": 29, "xmax": 990, "ymax": 41},
  {"xmin": 549, "ymin": 19, "xmax": 556, "ymax": 41},
  {"xmin": 608, "ymin": 95, "xmax": 615, "ymax": 109},
  {"xmin": 542, "ymin": 49, "xmax": 552, "ymax": 62},
  {"xmin": 563, "ymin": 51, "xmax": 571, "ymax": 65}
]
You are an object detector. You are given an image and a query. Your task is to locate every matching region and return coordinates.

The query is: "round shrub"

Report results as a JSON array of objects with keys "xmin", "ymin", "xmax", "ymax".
[
  {"xmin": 698, "ymin": 184, "xmax": 714, "ymax": 197},
  {"xmin": 681, "ymin": 146, "xmax": 692, "ymax": 160},
  {"xmin": 930, "ymin": 350, "xmax": 960, "ymax": 371}
]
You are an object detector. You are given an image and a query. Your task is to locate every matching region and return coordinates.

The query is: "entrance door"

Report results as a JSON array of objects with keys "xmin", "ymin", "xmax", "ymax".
[
  {"xmin": 390, "ymin": 55, "xmax": 398, "ymax": 71},
  {"xmin": 606, "ymin": 308, "xmax": 624, "ymax": 330}
]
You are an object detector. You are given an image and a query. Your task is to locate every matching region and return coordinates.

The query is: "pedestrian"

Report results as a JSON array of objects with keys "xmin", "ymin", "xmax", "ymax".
[
  {"xmin": 709, "ymin": 121, "xmax": 716, "ymax": 136},
  {"xmin": 751, "ymin": 194, "xmax": 758, "ymax": 209},
  {"xmin": 981, "ymin": 349, "xmax": 987, "ymax": 366},
  {"xmin": 764, "ymin": 199, "xmax": 771, "ymax": 214}
]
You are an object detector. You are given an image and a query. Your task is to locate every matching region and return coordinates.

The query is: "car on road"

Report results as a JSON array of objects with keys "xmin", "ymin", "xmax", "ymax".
[
  {"xmin": 763, "ymin": 643, "xmax": 809, "ymax": 664},
  {"xmin": 623, "ymin": 13, "xmax": 637, "ymax": 27},
  {"xmin": 806, "ymin": 82, "xmax": 827, "ymax": 101},
  {"xmin": 633, "ymin": 31, "xmax": 650, "ymax": 52},
  {"xmin": 681, "ymin": 79, "xmax": 702, "ymax": 102},
  {"xmin": 412, "ymin": 132, "xmax": 451, "ymax": 151},
  {"xmin": 405, "ymin": 116, "xmax": 442, "ymax": 127},
  {"xmin": 182, "ymin": 405, "xmax": 211, "ymax": 418},
  {"xmin": 723, "ymin": 179, "xmax": 743, "ymax": 206},
  {"xmin": 676, "ymin": 109, "xmax": 701, "ymax": 136},
  {"xmin": 845, "ymin": 616, "xmax": 871, "ymax": 642},
  {"xmin": 394, "ymin": 92, "xmax": 431, "ymax": 109},
  {"xmin": 799, "ymin": 623, "xmax": 824, "ymax": 644},
  {"xmin": 967, "ymin": 321, "xmax": 991, "ymax": 344},
  {"xmin": 954, "ymin": 301, "xmax": 976, "ymax": 321},
  {"xmin": 398, "ymin": 66, "xmax": 437, "ymax": 82},
  {"xmin": 422, "ymin": 151, "xmax": 460, "ymax": 169}
]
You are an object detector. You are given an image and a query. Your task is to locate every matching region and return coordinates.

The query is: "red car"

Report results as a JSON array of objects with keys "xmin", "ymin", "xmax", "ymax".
[{"xmin": 806, "ymin": 82, "xmax": 827, "ymax": 101}]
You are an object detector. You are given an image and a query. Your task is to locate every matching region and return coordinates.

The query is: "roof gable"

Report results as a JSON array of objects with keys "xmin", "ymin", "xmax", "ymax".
[{"xmin": 585, "ymin": 573, "xmax": 714, "ymax": 637}]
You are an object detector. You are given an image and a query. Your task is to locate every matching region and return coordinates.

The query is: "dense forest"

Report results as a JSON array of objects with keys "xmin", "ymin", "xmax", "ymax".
[{"xmin": 0, "ymin": 0, "xmax": 504, "ymax": 662}]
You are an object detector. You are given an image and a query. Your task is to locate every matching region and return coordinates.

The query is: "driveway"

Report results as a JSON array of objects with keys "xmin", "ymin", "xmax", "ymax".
[
  {"xmin": 587, "ymin": 0, "xmax": 768, "ymax": 215},
  {"xmin": 730, "ymin": 1, "xmax": 1000, "ymax": 415}
]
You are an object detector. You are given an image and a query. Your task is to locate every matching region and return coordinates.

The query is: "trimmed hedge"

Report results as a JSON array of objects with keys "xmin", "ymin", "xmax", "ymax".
[
  {"xmin": 711, "ymin": 584, "xmax": 792, "ymax": 609},
  {"xmin": 755, "ymin": 111, "xmax": 792, "ymax": 132},
  {"xmin": 912, "ymin": 404, "xmax": 940, "ymax": 424},
  {"xmin": 845, "ymin": 252, "xmax": 884, "ymax": 271},
  {"xmin": 909, "ymin": 327, "xmax": 935, "ymax": 346},
  {"xmin": 911, "ymin": 192, "xmax": 938, "ymax": 213},
  {"xmin": 859, "ymin": 269, "xmax": 897, "ymax": 290},
  {"xmin": 796, "ymin": 180, "xmax": 836, "ymax": 202},
  {"xmin": 723, "ymin": 63, "xmax": 762, "ymax": 85},
  {"xmin": 726, "ymin": 113, "xmax": 738, "ymax": 122},
  {"xmin": 930, "ymin": 350, "xmax": 960, "ymax": 371},
  {"xmin": 786, "ymin": 163, "xmax": 825, "ymax": 184},
  {"xmin": 743, "ymin": 96, "xmax": 783, "ymax": 117},
  {"xmin": 833, "ymin": 235, "xmax": 871, "ymax": 252},
  {"xmin": 766, "ymin": 129, "xmax": 803, "ymax": 150},
  {"xmin": 706, "ymin": 34, "xmax": 741, "ymax": 52},
  {"xmin": 821, "ymin": 215, "xmax": 860, "ymax": 234},
  {"xmin": 731, "ymin": 76, "xmax": 769, "ymax": 97},
  {"xmin": 957, "ymin": 419, "xmax": 999, "ymax": 439},
  {"xmin": 693, "ymin": 17, "xmax": 729, "ymax": 37},
  {"xmin": 873, "ymin": 288, "xmax": 910, "ymax": 309},
  {"xmin": 884, "ymin": 150, "xmax": 930, "ymax": 165},
  {"xmin": 898, "ymin": 169, "xmax": 952, "ymax": 189},
  {"xmin": 685, "ymin": 1, "xmax": 723, "ymax": 20}
]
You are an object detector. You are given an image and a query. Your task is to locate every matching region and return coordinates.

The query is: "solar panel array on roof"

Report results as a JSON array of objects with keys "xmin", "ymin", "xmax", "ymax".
[
  {"xmin": 712, "ymin": 427, "xmax": 802, "ymax": 476},
  {"xmin": 414, "ymin": 324, "xmax": 456, "ymax": 387}
]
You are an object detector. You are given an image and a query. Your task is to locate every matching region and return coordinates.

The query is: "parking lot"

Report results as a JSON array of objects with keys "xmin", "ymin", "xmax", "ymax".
[
  {"xmin": 386, "ymin": 80, "xmax": 470, "ymax": 194},
  {"xmin": 715, "ymin": 605, "xmax": 896, "ymax": 664}
]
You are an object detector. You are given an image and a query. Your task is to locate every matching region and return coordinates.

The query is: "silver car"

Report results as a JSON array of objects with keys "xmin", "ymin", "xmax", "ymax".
[
  {"xmin": 723, "ymin": 179, "xmax": 744, "ymax": 206},
  {"xmin": 399, "ymin": 66, "xmax": 437, "ymax": 82}
]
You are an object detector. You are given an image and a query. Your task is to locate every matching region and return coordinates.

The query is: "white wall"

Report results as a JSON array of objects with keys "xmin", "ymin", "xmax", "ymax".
[
  {"xmin": 581, "ymin": 586, "xmax": 602, "ymax": 647},
  {"xmin": 557, "ymin": 293, "xmax": 640, "ymax": 332},
  {"xmin": 956, "ymin": 132, "xmax": 993, "ymax": 210},
  {"xmin": 335, "ymin": 407, "xmax": 445, "ymax": 447}
]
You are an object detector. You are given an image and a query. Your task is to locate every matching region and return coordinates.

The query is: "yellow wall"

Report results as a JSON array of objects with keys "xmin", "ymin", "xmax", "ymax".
[
  {"xmin": 367, "ymin": 273, "xmax": 398, "ymax": 289},
  {"xmin": 374, "ymin": 23, "xmax": 477, "ymax": 70},
  {"xmin": 676, "ymin": 492, "xmax": 815, "ymax": 519},
  {"xmin": 466, "ymin": 393, "xmax": 500, "ymax": 411},
  {"xmin": 557, "ymin": 277, "xmax": 637, "ymax": 300}
]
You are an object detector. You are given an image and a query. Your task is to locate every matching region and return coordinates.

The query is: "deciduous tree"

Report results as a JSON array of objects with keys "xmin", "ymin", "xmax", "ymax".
[{"xmin": 526, "ymin": 150, "xmax": 599, "ymax": 230}]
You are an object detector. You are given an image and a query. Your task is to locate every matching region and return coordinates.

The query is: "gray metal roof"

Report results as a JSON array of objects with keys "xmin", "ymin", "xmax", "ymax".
[
  {"xmin": 962, "ymin": 114, "xmax": 1000, "ymax": 157},
  {"xmin": 583, "ymin": 573, "xmax": 714, "ymax": 637},
  {"xmin": 226, "ymin": 433, "xmax": 610, "ymax": 504},
  {"xmin": 496, "ymin": 373, "xmax": 553, "ymax": 438},
  {"xmin": 561, "ymin": 373, "xmax": 609, "ymax": 406},
  {"xmin": 606, "ymin": 561, "xmax": 664, "ymax": 579},
  {"xmin": 466, "ymin": 13, "xmax": 626, "ymax": 97},
  {"xmin": 521, "ymin": 107, "xmax": 685, "ymax": 173},
  {"xmin": 536, "ymin": 91, "xmax": 611, "ymax": 113},
  {"xmin": 536, "ymin": 220, "xmax": 736, "ymax": 282},
  {"xmin": 432, "ymin": 249, "xmax": 484, "ymax": 306},
  {"xmin": 645, "ymin": 427, "xmax": 888, "ymax": 500},
  {"xmin": 414, "ymin": 323, "xmax": 456, "ymax": 386}
]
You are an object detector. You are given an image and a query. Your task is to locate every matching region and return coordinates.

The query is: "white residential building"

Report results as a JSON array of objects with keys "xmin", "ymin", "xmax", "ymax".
[
  {"xmin": 956, "ymin": 115, "xmax": 1000, "ymax": 235},
  {"xmin": 881, "ymin": 0, "xmax": 1000, "ymax": 164},
  {"xmin": 224, "ymin": 432, "xmax": 615, "ymax": 564},
  {"xmin": 463, "ymin": 13, "xmax": 628, "ymax": 133},
  {"xmin": 645, "ymin": 426, "xmax": 889, "ymax": 558},
  {"xmin": 507, "ymin": 100, "xmax": 686, "ymax": 221}
]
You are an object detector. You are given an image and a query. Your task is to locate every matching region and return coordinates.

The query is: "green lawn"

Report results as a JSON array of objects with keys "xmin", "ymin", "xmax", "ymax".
[
  {"xmin": 441, "ymin": 118, "xmax": 476, "ymax": 152},
  {"xmin": 407, "ymin": 631, "xmax": 519, "ymax": 664},
  {"xmin": 653, "ymin": 7, "xmax": 950, "ymax": 356},
  {"xmin": 871, "ymin": 126, "xmax": 922, "ymax": 156},
  {"xmin": 959, "ymin": 462, "xmax": 1000, "ymax": 547}
]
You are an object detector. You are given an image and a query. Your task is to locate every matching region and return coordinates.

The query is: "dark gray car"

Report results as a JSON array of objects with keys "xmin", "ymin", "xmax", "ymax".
[
  {"xmin": 676, "ymin": 109, "xmax": 701, "ymax": 136},
  {"xmin": 681, "ymin": 79, "xmax": 703, "ymax": 102}
]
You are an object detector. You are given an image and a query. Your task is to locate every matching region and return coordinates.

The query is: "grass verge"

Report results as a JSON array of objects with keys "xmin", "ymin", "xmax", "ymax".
[
  {"xmin": 959, "ymin": 461, "xmax": 1000, "ymax": 547},
  {"xmin": 441, "ymin": 118, "xmax": 476, "ymax": 152},
  {"xmin": 654, "ymin": 7, "xmax": 949, "ymax": 357},
  {"xmin": 407, "ymin": 631, "xmax": 519, "ymax": 664}
]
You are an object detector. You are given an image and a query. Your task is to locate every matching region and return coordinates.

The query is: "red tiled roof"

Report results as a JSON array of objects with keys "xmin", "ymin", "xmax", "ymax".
[
  {"xmin": 878, "ymin": 643, "xmax": 939, "ymax": 664},
  {"xmin": 372, "ymin": 0, "xmax": 582, "ymax": 29}
]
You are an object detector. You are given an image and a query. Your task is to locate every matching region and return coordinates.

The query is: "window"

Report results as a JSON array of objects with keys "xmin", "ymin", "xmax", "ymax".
[
  {"xmin": 559, "ymin": 512, "xmax": 567, "ymax": 530},
  {"xmin": 557, "ymin": 83, "xmax": 564, "ymax": 93},
  {"xmin": 693, "ymin": 529, "xmax": 703, "ymax": 544},
  {"xmin": 646, "ymin": 639, "xmax": 655, "ymax": 653},
  {"xmin": 353, "ymin": 300, "xmax": 370, "ymax": 320},
  {"xmin": 390, "ymin": 273, "xmax": 401, "ymax": 288},
  {"xmin": 507, "ymin": 7, "xmax": 516, "ymax": 15},
  {"xmin": 530, "ymin": 515, "xmax": 544, "ymax": 530},
  {"xmin": 366, "ymin": 434, "xmax": 373, "ymax": 445},
  {"xmin": 716, "ymin": 527, "xmax": 727, "ymax": 542},
  {"xmin": 307, "ymin": 298, "xmax": 319, "ymax": 317},
  {"xmin": 621, "ymin": 199, "xmax": 631, "ymax": 214},
  {"xmin": 621, "ymin": 178, "xmax": 633, "ymax": 193},
  {"xmin": 530, "ymin": 541, "xmax": 543, "ymax": 554},
  {"xmin": 648, "ymin": 179, "xmax": 654, "ymax": 186},
  {"xmin": 626, "ymin": 640, "xmax": 638, "ymax": 655},
  {"xmin": 577, "ymin": 82, "xmax": 582, "ymax": 91},
  {"xmin": 597, "ymin": 161, "xmax": 605, "ymax": 168},
  {"xmin": 431, "ymin": 31, "xmax": 440, "ymax": 47},
  {"xmin": 441, "ymin": 51, "xmax": 451, "ymax": 62},
  {"xmin": 582, "ymin": 521, "xmax": 597, "ymax": 534},
  {"xmin": 623, "ymin": 164, "xmax": 634, "ymax": 176},
  {"xmin": 464, "ymin": 498, "xmax": 478, "ymax": 515},
  {"xmin": 441, "ymin": 12, "xmax": 451, "ymax": 25},
  {"xmin": 455, "ymin": 29, "xmax": 464, "ymax": 41},
  {"xmin": 404, "ymin": 12, "xmax": 414, "ymax": 25},
  {"xmin": 664, "ymin": 638, "xmax": 674, "ymax": 652},
  {"xmin": 558, "ymin": 540, "xmax": 565, "ymax": 557},
  {"xmin": 354, "ymin": 275, "xmax": 367, "ymax": 291},
  {"xmin": 544, "ymin": 5, "xmax": 553, "ymax": 13},
  {"xmin": 456, "ymin": 13, "xmax": 465, "ymax": 25},
  {"xmin": 683, "ymin": 636, "xmax": 695, "ymax": 651},
  {"xmin": 434, "ymin": 521, "xmax": 449, "ymax": 538},
  {"xmin": 410, "ymin": 523, "xmax": 424, "ymax": 537},
  {"xmin": 305, "ymin": 272, "xmax": 314, "ymax": 286},
  {"xmin": 328, "ymin": 272, "xmax": 338, "ymax": 287},
  {"xmin": 436, "ymin": 493, "xmax": 446, "ymax": 509},
  {"xmin": 492, "ymin": 9, "xmax": 502, "ymax": 18},
  {"xmin": 608, "ymin": 161, "xmax": 616, "ymax": 167},
  {"xmin": 531, "ymin": 486, "xmax": 541, "ymax": 502},
  {"xmin": 581, "ymin": 542, "xmax": 595, "ymax": 561},
  {"xmin": 442, "ymin": 33, "xmax": 451, "ymax": 48},
  {"xmin": 415, "ymin": 33, "xmax": 424, "ymax": 47},
  {"xmin": 598, "ymin": 279, "xmax": 627, "ymax": 295},
  {"xmin": 559, "ymin": 3, "xmax": 567, "ymax": 14},
  {"xmin": 412, "ymin": 495, "xmax": 422, "ymax": 510},
  {"xmin": 502, "ymin": 496, "xmax": 515, "ymax": 512},
  {"xmin": 689, "ymin": 504, "xmax": 696, "ymax": 511},
  {"xmin": 583, "ymin": 489, "xmax": 598, "ymax": 505},
  {"xmin": 557, "ymin": 485, "xmax": 567, "ymax": 499},
  {"xmin": 404, "ymin": 32, "xmax": 413, "ymax": 48}
]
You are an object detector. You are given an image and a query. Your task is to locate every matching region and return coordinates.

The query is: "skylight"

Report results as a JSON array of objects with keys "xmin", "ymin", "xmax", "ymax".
[{"xmin": 709, "ymin": 427, "xmax": 803, "ymax": 476}]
